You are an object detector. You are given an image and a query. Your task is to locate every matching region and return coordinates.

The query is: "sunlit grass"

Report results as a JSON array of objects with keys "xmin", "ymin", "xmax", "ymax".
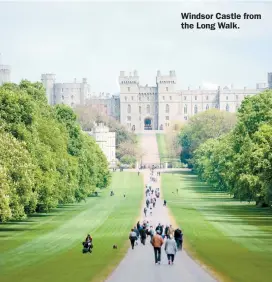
[
  {"xmin": 0, "ymin": 172, "xmax": 143, "ymax": 282},
  {"xmin": 161, "ymin": 171, "xmax": 272, "ymax": 282}
]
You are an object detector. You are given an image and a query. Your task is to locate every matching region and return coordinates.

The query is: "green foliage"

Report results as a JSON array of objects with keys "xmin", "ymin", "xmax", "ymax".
[
  {"xmin": 74, "ymin": 105, "xmax": 139, "ymax": 161},
  {"xmin": 193, "ymin": 90, "xmax": 272, "ymax": 206},
  {"xmin": 179, "ymin": 109, "xmax": 237, "ymax": 166},
  {"xmin": 120, "ymin": 154, "xmax": 136, "ymax": 165},
  {"xmin": 0, "ymin": 81, "xmax": 111, "ymax": 222}
]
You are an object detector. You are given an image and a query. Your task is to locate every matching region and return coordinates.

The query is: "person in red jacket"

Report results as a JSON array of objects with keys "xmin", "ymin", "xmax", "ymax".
[{"xmin": 151, "ymin": 230, "xmax": 164, "ymax": 264}]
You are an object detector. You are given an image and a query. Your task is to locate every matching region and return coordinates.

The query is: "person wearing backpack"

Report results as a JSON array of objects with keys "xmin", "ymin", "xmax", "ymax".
[{"xmin": 129, "ymin": 228, "xmax": 138, "ymax": 250}]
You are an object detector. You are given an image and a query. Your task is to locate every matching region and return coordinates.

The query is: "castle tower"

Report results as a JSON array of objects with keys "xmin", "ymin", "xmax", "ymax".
[
  {"xmin": 0, "ymin": 54, "xmax": 11, "ymax": 86},
  {"xmin": 268, "ymin": 72, "xmax": 272, "ymax": 89},
  {"xmin": 80, "ymin": 77, "xmax": 88, "ymax": 105},
  {"xmin": 41, "ymin": 74, "xmax": 56, "ymax": 105},
  {"xmin": 156, "ymin": 70, "xmax": 177, "ymax": 130},
  {"xmin": 119, "ymin": 70, "xmax": 139, "ymax": 131}
]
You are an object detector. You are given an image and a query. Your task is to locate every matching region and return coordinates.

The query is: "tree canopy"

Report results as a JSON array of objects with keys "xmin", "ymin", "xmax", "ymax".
[
  {"xmin": 0, "ymin": 82, "xmax": 111, "ymax": 222},
  {"xmin": 192, "ymin": 91, "xmax": 272, "ymax": 206},
  {"xmin": 178, "ymin": 109, "xmax": 237, "ymax": 166}
]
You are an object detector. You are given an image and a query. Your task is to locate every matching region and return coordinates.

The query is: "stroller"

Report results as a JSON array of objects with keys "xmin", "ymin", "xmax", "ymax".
[{"xmin": 82, "ymin": 240, "xmax": 93, "ymax": 253}]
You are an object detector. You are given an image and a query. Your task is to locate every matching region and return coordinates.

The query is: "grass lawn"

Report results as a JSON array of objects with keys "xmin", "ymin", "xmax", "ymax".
[
  {"xmin": 161, "ymin": 171, "xmax": 272, "ymax": 282},
  {"xmin": 156, "ymin": 133, "xmax": 168, "ymax": 159},
  {"xmin": 0, "ymin": 172, "xmax": 143, "ymax": 282}
]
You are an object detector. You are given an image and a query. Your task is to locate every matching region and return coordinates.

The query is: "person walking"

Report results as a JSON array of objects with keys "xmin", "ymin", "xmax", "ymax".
[
  {"xmin": 144, "ymin": 207, "xmax": 147, "ymax": 217},
  {"xmin": 129, "ymin": 228, "xmax": 138, "ymax": 250},
  {"xmin": 174, "ymin": 228, "xmax": 183, "ymax": 250},
  {"xmin": 163, "ymin": 199, "xmax": 167, "ymax": 206},
  {"xmin": 165, "ymin": 234, "xmax": 178, "ymax": 264},
  {"xmin": 151, "ymin": 230, "xmax": 164, "ymax": 265},
  {"xmin": 140, "ymin": 226, "xmax": 147, "ymax": 245}
]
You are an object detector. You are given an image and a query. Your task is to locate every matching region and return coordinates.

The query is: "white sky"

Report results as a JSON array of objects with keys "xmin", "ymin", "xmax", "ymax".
[{"xmin": 0, "ymin": 1, "xmax": 272, "ymax": 92}]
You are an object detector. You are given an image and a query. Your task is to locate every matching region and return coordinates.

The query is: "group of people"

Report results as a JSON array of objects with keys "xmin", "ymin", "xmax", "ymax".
[
  {"xmin": 129, "ymin": 220, "xmax": 183, "ymax": 264},
  {"xmin": 128, "ymin": 168, "xmax": 184, "ymax": 265}
]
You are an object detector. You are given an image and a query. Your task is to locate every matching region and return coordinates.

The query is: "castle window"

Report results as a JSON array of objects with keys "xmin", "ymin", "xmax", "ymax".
[
  {"xmin": 206, "ymin": 96, "xmax": 209, "ymax": 100},
  {"xmin": 195, "ymin": 96, "xmax": 197, "ymax": 100},
  {"xmin": 125, "ymin": 96, "xmax": 127, "ymax": 101},
  {"xmin": 127, "ymin": 104, "xmax": 131, "ymax": 113},
  {"xmin": 184, "ymin": 96, "xmax": 187, "ymax": 100},
  {"xmin": 184, "ymin": 116, "xmax": 188, "ymax": 120},
  {"xmin": 226, "ymin": 96, "xmax": 228, "ymax": 100},
  {"xmin": 194, "ymin": 105, "xmax": 198, "ymax": 114},
  {"xmin": 128, "ymin": 87, "xmax": 130, "ymax": 92},
  {"xmin": 166, "ymin": 104, "xmax": 170, "ymax": 113},
  {"xmin": 71, "ymin": 95, "xmax": 74, "ymax": 100},
  {"xmin": 184, "ymin": 104, "xmax": 187, "ymax": 114},
  {"xmin": 61, "ymin": 88, "xmax": 63, "ymax": 92},
  {"xmin": 166, "ymin": 87, "xmax": 168, "ymax": 91},
  {"xmin": 236, "ymin": 104, "xmax": 239, "ymax": 110},
  {"xmin": 236, "ymin": 95, "xmax": 238, "ymax": 100},
  {"xmin": 206, "ymin": 104, "xmax": 209, "ymax": 110},
  {"xmin": 139, "ymin": 106, "xmax": 141, "ymax": 114},
  {"xmin": 147, "ymin": 104, "xmax": 150, "ymax": 114},
  {"xmin": 166, "ymin": 116, "xmax": 169, "ymax": 120},
  {"xmin": 62, "ymin": 95, "xmax": 64, "ymax": 100},
  {"xmin": 131, "ymin": 96, "xmax": 133, "ymax": 100},
  {"xmin": 226, "ymin": 104, "xmax": 230, "ymax": 112},
  {"xmin": 163, "ymin": 96, "xmax": 165, "ymax": 100},
  {"xmin": 170, "ymin": 96, "xmax": 172, "ymax": 100},
  {"xmin": 147, "ymin": 96, "xmax": 149, "ymax": 101},
  {"xmin": 127, "ymin": 116, "xmax": 131, "ymax": 121}
]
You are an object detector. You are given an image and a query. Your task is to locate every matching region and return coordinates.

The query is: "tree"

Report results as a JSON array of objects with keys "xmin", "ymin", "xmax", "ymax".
[{"xmin": 179, "ymin": 109, "xmax": 237, "ymax": 165}]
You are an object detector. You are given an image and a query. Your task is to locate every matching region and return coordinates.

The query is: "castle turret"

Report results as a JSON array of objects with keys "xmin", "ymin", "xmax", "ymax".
[
  {"xmin": 0, "ymin": 54, "xmax": 11, "ymax": 86},
  {"xmin": 41, "ymin": 73, "xmax": 56, "ymax": 105},
  {"xmin": 268, "ymin": 72, "xmax": 272, "ymax": 89}
]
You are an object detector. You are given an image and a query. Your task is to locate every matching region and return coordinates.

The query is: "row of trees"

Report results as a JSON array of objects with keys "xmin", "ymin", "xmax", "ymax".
[
  {"xmin": 75, "ymin": 105, "xmax": 141, "ymax": 166},
  {"xmin": 0, "ymin": 81, "xmax": 111, "ymax": 222},
  {"xmin": 179, "ymin": 91, "xmax": 272, "ymax": 206}
]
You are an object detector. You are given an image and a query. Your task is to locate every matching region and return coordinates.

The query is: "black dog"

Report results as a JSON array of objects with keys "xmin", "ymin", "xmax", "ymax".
[{"xmin": 113, "ymin": 245, "xmax": 118, "ymax": 249}]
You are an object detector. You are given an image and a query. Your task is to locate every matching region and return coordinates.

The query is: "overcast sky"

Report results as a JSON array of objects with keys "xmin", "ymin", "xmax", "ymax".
[{"xmin": 0, "ymin": 1, "xmax": 272, "ymax": 93}]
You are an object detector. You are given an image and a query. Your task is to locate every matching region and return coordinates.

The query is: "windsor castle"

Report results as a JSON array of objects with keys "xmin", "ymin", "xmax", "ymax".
[{"xmin": 1, "ymin": 60, "xmax": 272, "ymax": 132}]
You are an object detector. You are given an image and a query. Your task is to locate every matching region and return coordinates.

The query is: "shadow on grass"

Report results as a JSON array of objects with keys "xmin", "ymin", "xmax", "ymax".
[
  {"xmin": 0, "ymin": 227, "xmax": 36, "ymax": 232},
  {"xmin": 166, "ymin": 171, "xmax": 272, "ymax": 229}
]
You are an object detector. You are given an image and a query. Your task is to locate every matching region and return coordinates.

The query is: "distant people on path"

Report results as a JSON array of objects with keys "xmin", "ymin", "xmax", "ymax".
[
  {"xmin": 165, "ymin": 234, "xmax": 178, "ymax": 264},
  {"xmin": 146, "ymin": 198, "xmax": 150, "ymax": 208},
  {"xmin": 129, "ymin": 228, "xmax": 138, "ymax": 250},
  {"xmin": 150, "ymin": 206, "xmax": 153, "ymax": 216},
  {"xmin": 163, "ymin": 199, "xmax": 167, "ymax": 206},
  {"xmin": 151, "ymin": 230, "xmax": 164, "ymax": 265},
  {"xmin": 138, "ymin": 170, "xmax": 140, "ymax": 176},
  {"xmin": 110, "ymin": 190, "xmax": 114, "ymax": 196}
]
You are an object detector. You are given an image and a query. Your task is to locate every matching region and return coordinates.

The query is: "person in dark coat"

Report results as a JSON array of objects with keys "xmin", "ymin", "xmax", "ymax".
[{"xmin": 140, "ymin": 226, "xmax": 147, "ymax": 245}]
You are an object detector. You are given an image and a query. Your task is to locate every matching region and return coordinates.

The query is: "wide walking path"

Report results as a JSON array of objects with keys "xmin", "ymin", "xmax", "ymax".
[{"xmin": 106, "ymin": 133, "xmax": 217, "ymax": 282}]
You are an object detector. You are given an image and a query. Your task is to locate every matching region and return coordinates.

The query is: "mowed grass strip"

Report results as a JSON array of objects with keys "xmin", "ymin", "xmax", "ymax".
[
  {"xmin": 161, "ymin": 171, "xmax": 272, "ymax": 282},
  {"xmin": 156, "ymin": 133, "xmax": 167, "ymax": 159},
  {"xmin": 0, "ymin": 172, "xmax": 143, "ymax": 282}
]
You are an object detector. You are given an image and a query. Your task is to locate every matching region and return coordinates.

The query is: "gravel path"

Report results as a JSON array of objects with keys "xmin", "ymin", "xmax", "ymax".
[{"xmin": 106, "ymin": 133, "xmax": 217, "ymax": 282}]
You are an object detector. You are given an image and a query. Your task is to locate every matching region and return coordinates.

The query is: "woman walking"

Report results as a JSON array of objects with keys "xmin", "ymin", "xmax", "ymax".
[{"xmin": 164, "ymin": 235, "xmax": 178, "ymax": 265}]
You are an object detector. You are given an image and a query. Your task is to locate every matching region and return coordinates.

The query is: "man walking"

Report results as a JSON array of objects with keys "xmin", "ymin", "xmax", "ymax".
[
  {"xmin": 151, "ymin": 230, "xmax": 164, "ymax": 264},
  {"xmin": 129, "ymin": 228, "xmax": 137, "ymax": 250}
]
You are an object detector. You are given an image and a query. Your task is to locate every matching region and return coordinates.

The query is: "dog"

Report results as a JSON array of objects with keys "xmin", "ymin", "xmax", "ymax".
[{"xmin": 113, "ymin": 245, "xmax": 118, "ymax": 249}]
